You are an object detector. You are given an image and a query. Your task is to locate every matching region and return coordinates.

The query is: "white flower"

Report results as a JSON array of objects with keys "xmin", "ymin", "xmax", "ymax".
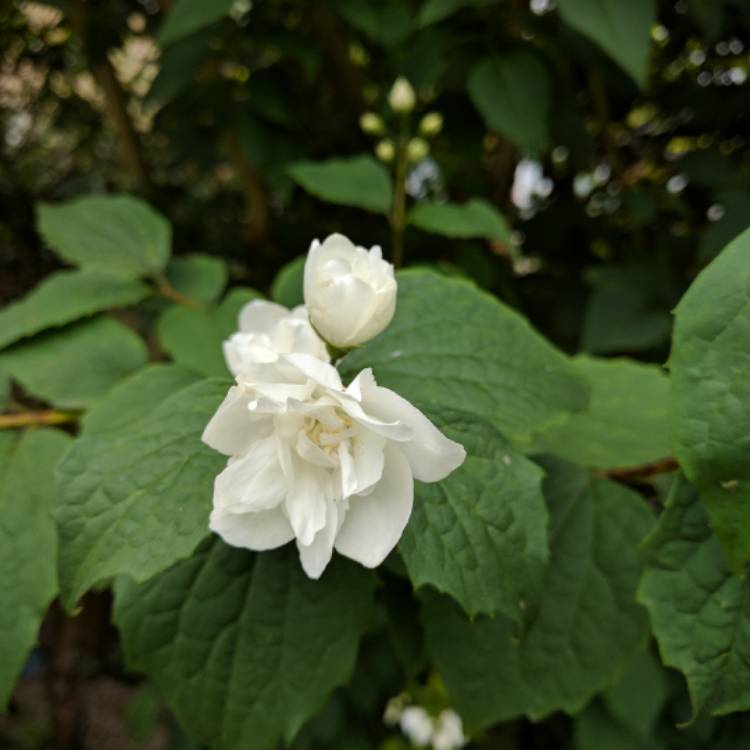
[
  {"xmin": 202, "ymin": 354, "xmax": 465, "ymax": 578},
  {"xmin": 432, "ymin": 710, "xmax": 466, "ymax": 750},
  {"xmin": 389, "ymin": 76, "xmax": 416, "ymax": 114},
  {"xmin": 400, "ymin": 706, "xmax": 433, "ymax": 747},
  {"xmin": 223, "ymin": 300, "xmax": 328, "ymax": 376},
  {"xmin": 304, "ymin": 233, "xmax": 397, "ymax": 349}
]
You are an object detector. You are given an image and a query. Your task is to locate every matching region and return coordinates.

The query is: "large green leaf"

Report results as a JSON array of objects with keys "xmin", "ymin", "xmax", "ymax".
[
  {"xmin": 531, "ymin": 356, "xmax": 670, "ymax": 469},
  {"xmin": 287, "ymin": 156, "xmax": 393, "ymax": 214},
  {"xmin": 422, "ymin": 459, "xmax": 653, "ymax": 727},
  {"xmin": 0, "ymin": 429, "xmax": 71, "ymax": 708},
  {"xmin": 158, "ymin": 0, "xmax": 236, "ymax": 47},
  {"xmin": 0, "ymin": 269, "xmax": 149, "ymax": 350},
  {"xmin": 55, "ymin": 369, "xmax": 228, "ymax": 609},
  {"xmin": 0, "ymin": 317, "xmax": 148, "ymax": 409},
  {"xmin": 113, "ymin": 542, "xmax": 375, "ymax": 750},
  {"xmin": 37, "ymin": 195, "xmax": 171, "ymax": 279},
  {"xmin": 399, "ymin": 406, "xmax": 547, "ymax": 620},
  {"xmin": 165, "ymin": 255, "xmax": 228, "ymax": 305},
  {"xmin": 157, "ymin": 288, "xmax": 262, "ymax": 377},
  {"xmin": 669, "ymin": 227, "xmax": 750, "ymax": 572},
  {"xmin": 341, "ymin": 270, "xmax": 589, "ymax": 445},
  {"xmin": 408, "ymin": 199, "xmax": 512, "ymax": 243},
  {"xmin": 637, "ymin": 477, "xmax": 750, "ymax": 718},
  {"xmin": 557, "ymin": 0, "xmax": 655, "ymax": 87},
  {"xmin": 467, "ymin": 52, "xmax": 550, "ymax": 154}
]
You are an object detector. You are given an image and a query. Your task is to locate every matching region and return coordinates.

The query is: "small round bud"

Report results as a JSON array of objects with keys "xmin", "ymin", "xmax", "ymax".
[
  {"xmin": 419, "ymin": 112, "xmax": 443, "ymax": 137},
  {"xmin": 388, "ymin": 76, "xmax": 416, "ymax": 114},
  {"xmin": 406, "ymin": 137, "xmax": 429, "ymax": 162},
  {"xmin": 359, "ymin": 112, "xmax": 385, "ymax": 135},
  {"xmin": 375, "ymin": 139, "xmax": 395, "ymax": 162}
]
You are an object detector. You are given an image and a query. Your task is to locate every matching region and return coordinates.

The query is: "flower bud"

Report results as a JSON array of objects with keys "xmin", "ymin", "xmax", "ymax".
[
  {"xmin": 375, "ymin": 139, "xmax": 395, "ymax": 162},
  {"xmin": 359, "ymin": 111, "xmax": 385, "ymax": 135},
  {"xmin": 406, "ymin": 137, "xmax": 429, "ymax": 162},
  {"xmin": 304, "ymin": 233, "xmax": 397, "ymax": 349},
  {"xmin": 419, "ymin": 111, "xmax": 443, "ymax": 137},
  {"xmin": 388, "ymin": 76, "xmax": 416, "ymax": 114}
]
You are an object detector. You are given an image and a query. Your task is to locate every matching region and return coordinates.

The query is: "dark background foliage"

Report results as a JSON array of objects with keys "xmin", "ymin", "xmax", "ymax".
[{"xmin": 1, "ymin": 0, "xmax": 750, "ymax": 747}]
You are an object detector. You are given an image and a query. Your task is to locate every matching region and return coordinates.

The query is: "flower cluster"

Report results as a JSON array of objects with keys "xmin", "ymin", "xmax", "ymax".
[
  {"xmin": 202, "ymin": 233, "xmax": 466, "ymax": 578},
  {"xmin": 385, "ymin": 696, "xmax": 467, "ymax": 750}
]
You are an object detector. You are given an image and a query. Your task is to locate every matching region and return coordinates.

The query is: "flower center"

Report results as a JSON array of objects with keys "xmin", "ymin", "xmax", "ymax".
[{"xmin": 303, "ymin": 411, "xmax": 354, "ymax": 457}]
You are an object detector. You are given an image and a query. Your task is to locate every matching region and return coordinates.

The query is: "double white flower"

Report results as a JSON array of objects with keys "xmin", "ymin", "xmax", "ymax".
[{"xmin": 202, "ymin": 234, "xmax": 465, "ymax": 578}]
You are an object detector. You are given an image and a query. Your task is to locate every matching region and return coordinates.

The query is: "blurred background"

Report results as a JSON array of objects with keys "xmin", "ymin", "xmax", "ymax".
[{"xmin": 2, "ymin": 0, "xmax": 750, "ymax": 747}]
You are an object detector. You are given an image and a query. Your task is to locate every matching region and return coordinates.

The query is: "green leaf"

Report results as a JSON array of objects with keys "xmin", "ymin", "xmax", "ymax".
[
  {"xmin": 55, "ymin": 370, "xmax": 229, "ymax": 609},
  {"xmin": 557, "ymin": 0, "xmax": 655, "ymax": 87},
  {"xmin": 530, "ymin": 356, "xmax": 670, "ymax": 469},
  {"xmin": 0, "ymin": 269, "xmax": 149, "ymax": 351},
  {"xmin": 637, "ymin": 477, "xmax": 750, "ymax": 718},
  {"xmin": 408, "ymin": 199, "xmax": 512, "ymax": 243},
  {"xmin": 331, "ymin": 0, "xmax": 413, "ymax": 46},
  {"xmin": 271, "ymin": 256, "xmax": 305, "ymax": 309},
  {"xmin": 157, "ymin": 288, "xmax": 262, "ymax": 377},
  {"xmin": 288, "ymin": 156, "xmax": 393, "ymax": 214},
  {"xmin": 340, "ymin": 270, "xmax": 589, "ymax": 445},
  {"xmin": 602, "ymin": 646, "xmax": 670, "ymax": 742},
  {"xmin": 573, "ymin": 701, "xmax": 664, "ymax": 750},
  {"xmin": 399, "ymin": 406, "xmax": 548, "ymax": 620},
  {"xmin": 80, "ymin": 364, "xmax": 198, "ymax": 434},
  {"xmin": 422, "ymin": 459, "xmax": 653, "ymax": 727},
  {"xmin": 417, "ymin": 0, "xmax": 487, "ymax": 27},
  {"xmin": 0, "ymin": 317, "xmax": 148, "ymax": 409},
  {"xmin": 113, "ymin": 542, "xmax": 375, "ymax": 750},
  {"xmin": 467, "ymin": 53, "xmax": 551, "ymax": 155},
  {"xmin": 165, "ymin": 255, "xmax": 228, "ymax": 305},
  {"xmin": 669, "ymin": 227, "xmax": 750, "ymax": 572},
  {"xmin": 0, "ymin": 372, "xmax": 9, "ymax": 411},
  {"xmin": 146, "ymin": 31, "xmax": 210, "ymax": 106},
  {"xmin": 37, "ymin": 195, "xmax": 171, "ymax": 278},
  {"xmin": 0, "ymin": 429, "xmax": 71, "ymax": 708},
  {"xmin": 582, "ymin": 267, "xmax": 673, "ymax": 354},
  {"xmin": 158, "ymin": 0, "xmax": 236, "ymax": 47}
]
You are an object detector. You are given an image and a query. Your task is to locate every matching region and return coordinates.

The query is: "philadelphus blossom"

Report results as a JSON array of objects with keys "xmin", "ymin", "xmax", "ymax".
[
  {"xmin": 222, "ymin": 300, "xmax": 328, "ymax": 376},
  {"xmin": 203, "ymin": 233, "xmax": 465, "ymax": 577},
  {"xmin": 304, "ymin": 233, "xmax": 397, "ymax": 349},
  {"xmin": 203, "ymin": 352, "xmax": 465, "ymax": 578}
]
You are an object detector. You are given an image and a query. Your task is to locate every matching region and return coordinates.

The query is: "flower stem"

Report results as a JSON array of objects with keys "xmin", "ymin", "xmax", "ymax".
[
  {"xmin": 390, "ymin": 134, "xmax": 409, "ymax": 269},
  {"xmin": 0, "ymin": 410, "xmax": 79, "ymax": 429}
]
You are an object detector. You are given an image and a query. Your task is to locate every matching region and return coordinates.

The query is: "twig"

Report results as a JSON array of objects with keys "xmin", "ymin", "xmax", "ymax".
[
  {"xmin": 597, "ymin": 457, "xmax": 680, "ymax": 482},
  {"xmin": 154, "ymin": 272, "xmax": 205, "ymax": 309},
  {"xmin": 0, "ymin": 410, "xmax": 79, "ymax": 429},
  {"xmin": 390, "ymin": 133, "xmax": 409, "ymax": 269},
  {"xmin": 224, "ymin": 130, "xmax": 271, "ymax": 245}
]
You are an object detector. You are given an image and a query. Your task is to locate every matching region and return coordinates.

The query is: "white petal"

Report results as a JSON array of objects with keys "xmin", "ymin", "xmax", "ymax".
[
  {"xmin": 297, "ymin": 497, "xmax": 339, "ymax": 579},
  {"xmin": 210, "ymin": 505, "xmax": 294, "ymax": 551},
  {"xmin": 202, "ymin": 385, "xmax": 268, "ymax": 456},
  {"xmin": 284, "ymin": 461, "xmax": 331, "ymax": 546},
  {"xmin": 334, "ymin": 445, "xmax": 413, "ymax": 568},
  {"xmin": 212, "ymin": 436, "xmax": 286, "ymax": 513},
  {"xmin": 339, "ymin": 425, "xmax": 385, "ymax": 497},
  {"xmin": 359, "ymin": 374, "xmax": 466, "ymax": 482},
  {"xmin": 283, "ymin": 352, "xmax": 343, "ymax": 390},
  {"xmin": 238, "ymin": 299, "xmax": 290, "ymax": 334}
]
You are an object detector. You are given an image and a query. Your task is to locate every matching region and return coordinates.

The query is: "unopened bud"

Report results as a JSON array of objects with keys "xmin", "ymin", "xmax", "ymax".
[
  {"xmin": 375, "ymin": 139, "xmax": 395, "ymax": 162},
  {"xmin": 388, "ymin": 76, "xmax": 416, "ymax": 114},
  {"xmin": 406, "ymin": 137, "xmax": 429, "ymax": 162},
  {"xmin": 359, "ymin": 112, "xmax": 385, "ymax": 135},
  {"xmin": 419, "ymin": 112, "xmax": 443, "ymax": 137}
]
